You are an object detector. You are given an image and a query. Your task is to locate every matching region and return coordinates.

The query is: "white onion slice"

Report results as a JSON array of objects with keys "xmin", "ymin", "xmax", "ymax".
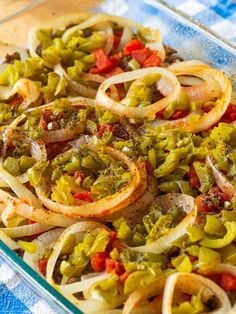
[
  {"xmin": 116, "ymin": 26, "xmax": 133, "ymax": 53},
  {"xmin": 169, "ymin": 64, "xmax": 232, "ymax": 132},
  {"xmin": 1, "ymin": 202, "xmax": 24, "ymax": 227},
  {"xmin": 23, "ymin": 228, "xmax": 64, "ymax": 275},
  {"xmin": 36, "ymin": 147, "xmax": 145, "ymax": 218},
  {"xmin": 123, "ymin": 278, "xmax": 165, "ymax": 314},
  {"xmin": 0, "ymin": 78, "xmax": 40, "ymax": 109},
  {"xmin": 15, "ymin": 202, "xmax": 81, "ymax": 227},
  {"xmin": 54, "ymin": 64, "xmax": 97, "ymax": 98},
  {"xmin": 42, "ymin": 123, "xmax": 85, "ymax": 143},
  {"xmin": 103, "ymin": 24, "xmax": 114, "ymax": 55},
  {"xmin": 162, "ymin": 272, "xmax": 231, "ymax": 314},
  {"xmin": 1, "ymin": 223, "xmax": 53, "ymax": 238},
  {"xmin": 0, "ymin": 229, "xmax": 20, "ymax": 250},
  {"xmin": 58, "ymin": 273, "xmax": 111, "ymax": 295},
  {"xmin": 206, "ymin": 156, "xmax": 235, "ymax": 198},
  {"xmin": 46, "ymin": 221, "xmax": 103, "ymax": 284},
  {"xmin": 0, "ymin": 40, "xmax": 29, "ymax": 62},
  {"xmin": 28, "ymin": 13, "xmax": 91, "ymax": 61},
  {"xmin": 131, "ymin": 193, "xmax": 196, "ymax": 254},
  {"xmin": 96, "ymin": 67, "xmax": 181, "ymax": 120},
  {"xmin": 0, "ymin": 165, "xmax": 41, "ymax": 208}
]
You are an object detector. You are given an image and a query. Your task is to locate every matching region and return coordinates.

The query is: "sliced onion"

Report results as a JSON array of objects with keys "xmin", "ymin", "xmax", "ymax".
[
  {"xmin": 1, "ymin": 202, "xmax": 25, "ymax": 227},
  {"xmin": 0, "ymin": 229, "xmax": 20, "ymax": 250},
  {"xmin": 103, "ymin": 24, "xmax": 114, "ymax": 55},
  {"xmin": 1, "ymin": 223, "xmax": 53, "ymax": 238},
  {"xmin": 169, "ymin": 64, "xmax": 232, "ymax": 132},
  {"xmin": 177, "ymin": 75, "xmax": 204, "ymax": 86},
  {"xmin": 1, "ymin": 78, "xmax": 40, "ymax": 109},
  {"xmin": 116, "ymin": 26, "xmax": 133, "ymax": 53},
  {"xmin": 58, "ymin": 273, "xmax": 111, "ymax": 295},
  {"xmin": 28, "ymin": 138, "xmax": 47, "ymax": 162},
  {"xmin": 162, "ymin": 272, "xmax": 231, "ymax": 314},
  {"xmin": 36, "ymin": 147, "xmax": 145, "ymax": 218},
  {"xmin": 42, "ymin": 123, "xmax": 85, "ymax": 143},
  {"xmin": 15, "ymin": 202, "xmax": 81, "ymax": 227},
  {"xmin": 206, "ymin": 156, "xmax": 235, "ymax": 198},
  {"xmin": 69, "ymin": 135, "xmax": 92, "ymax": 149},
  {"xmin": 200, "ymin": 263, "xmax": 236, "ymax": 277},
  {"xmin": 80, "ymin": 73, "xmax": 105, "ymax": 84},
  {"xmin": 64, "ymin": 297, "xmax": 116, "ymax": 313},
  {"xmin": 23, "ymin": 228, "xmax": 64, "ymax": 275},
  {"xmin": 46, "ymin": 221, "xmax": 103, "ymax": 284},
  {"xmin": 123, "ymin": 278, "xmax": 165, "ymax": 314},
  {"xmin": 96, "ymin": 67, "xmax": 181, "ymax": 120},
  {"xmin": 28, "ymin": 13, "xmax": 91, "ymax": 61},
  {"xmin": 2, "ymin": 113, "xmax": 26, "ymax": 145},
  {"xmin": 54, "ymin": 64, "xmax": 97, "ymax": 98},
  {"xmin": 146, "ymin": 41, "xmax": 165, "ymax": 62},
  {"xmin": 61, "ymin": 14, "xmax": 147, "ymax": 44},
  {"xmin": 0, "ymin": 40, "xmax": 29, "ymax": 62},
  {"xmin": 102, "ymin": 175, "xmax": 157, "ymax": 223},
  {"xmin": 0, "ymin": 165, "xmax": 41, "ymax": 208},
  {"xmin": 131, "ymin": 193, "xmax": 196, "ymax": 254}
]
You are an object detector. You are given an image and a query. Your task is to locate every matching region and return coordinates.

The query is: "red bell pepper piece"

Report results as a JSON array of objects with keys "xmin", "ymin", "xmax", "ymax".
[
  {"xmin": 73, "ymin": 192, "xmax": 94, "ymax": 203},
  {"xmin": 219, "ymin": 273, "xmax": 236, "ymax": 291},
  {"xmin": 143, "ymin": 52, "xmax": 161, "ymax": 67},
  {"xmin": 38, "ymin": 259, "xmax": 48, "ymax": 276},
  {"xmin": 123, "ymin": 39, "xmax": 144, "ymax": 55},
  {"xmin": 131, "ymin": 47, "xmax": 152, "ymax": 66},
  {"xmin": 91, "ymin": 252, "xmax": 108, "ymax": 272}
]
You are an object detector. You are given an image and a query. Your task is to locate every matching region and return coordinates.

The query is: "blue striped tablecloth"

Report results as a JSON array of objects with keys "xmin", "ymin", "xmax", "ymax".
[{"xmin": 1, "ymin": 0, "xmax": 236, "ymax": 313}]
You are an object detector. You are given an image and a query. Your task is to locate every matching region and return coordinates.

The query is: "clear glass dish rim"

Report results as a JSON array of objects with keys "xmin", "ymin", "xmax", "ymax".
[
  {"xmin": 146, "ymin": 0, "xmax": 236, "ymax": 55},
  {"xmin": 1, "ymin": 1, "xmax": 236, "ymax": 313}
]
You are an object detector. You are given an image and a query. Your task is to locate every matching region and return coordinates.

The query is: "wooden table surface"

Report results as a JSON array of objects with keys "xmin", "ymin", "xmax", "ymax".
[{"xmin": 0, "ymin": 0, "xmax": 102, "ymax": 47}]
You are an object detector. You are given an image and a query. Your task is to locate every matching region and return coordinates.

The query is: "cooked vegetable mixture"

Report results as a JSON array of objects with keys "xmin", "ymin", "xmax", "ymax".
[{"xmin": 0, "ymin": 12, "xmax": 236, "ymax": 314}]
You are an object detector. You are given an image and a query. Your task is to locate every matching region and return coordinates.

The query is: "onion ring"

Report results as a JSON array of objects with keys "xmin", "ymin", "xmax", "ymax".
[
  {"xmin": 131, "ymin": 193, "xmax": 196, "ymax": 254},
  {"xmin": 96, "ymin": 67, "xmax": 181, "ymax": 120},
  {"xmin": 162, "ymin": 272, "xmax": 231, "ymax": 314}
]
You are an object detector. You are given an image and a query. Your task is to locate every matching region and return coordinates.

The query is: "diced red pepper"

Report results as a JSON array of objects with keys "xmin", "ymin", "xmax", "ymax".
[
  {"xmin": 119, "ymin": 271, "xmax": 129, "ymax": 284},
  {"xmin": 91, "ymin": 48, "xmax": 119, "ymax": 74},
  {"xmin": 112, "ymin": 239, "xmax": 124, "ymax": 252},
  {"xmin": 110, "ymin": 231, "xmax": 117, "ymax": 242},
  {"xmin": 105, "ymin": 66, "xmax": 124, "ymax": 78},
  {"xmin": 131, "ymin": 47, "xmax": 152, "ymax": 66},
  {"xmin": 91, "ymin": 252, "xmax": 108, "ymax": 272},
  {"xmin": 115, "ymin": 262, "xmax": 125, "ymax": 276},
  {"xmin": 105, "ymin": 258, "xmax": 116, "ymax": 273},
  {"xmin": 105, "ymin": 258, "xmax": 125, "ymax": 276},
  {"xmin": 143, "ymin": 52, "xmax": 161, "ymax": 67},
  {"xmin": 73, "ymin": 192, "xmax": 94, "ymax": 203},
  {"xmin": 38, "ymin": 259, "xmax": 48, "ymax": 277},
  {"xmin": 96, "ymin": 124, "xmax": 115, "ymax": 138},
  {"xmin": 123, "ymin": 39, "xmax": 144, "ymax": 55},
  {"xmin": 221, "ymin": 103, "xmax": 236, "ymax": 123},
  {"xmin": 196, "ymin": 195, "xmax": 217, "ymax": 213},
  {"xmin": 8, "ymin": 94, "xmax": 23, "ymax": 108},
  {"xmin": 188, "ymin": 165, "xmax": 201, "ymax": 189},
  {"xmin": 28, "ymin": 219, "xmax": 36, "ymax": 225},
  {"xmin": 219, "ymin": 273, "xmax": 236, "ymax": 291}
]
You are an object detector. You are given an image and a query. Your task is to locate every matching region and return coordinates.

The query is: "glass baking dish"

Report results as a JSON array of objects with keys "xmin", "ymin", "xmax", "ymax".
[{"xmin": 0, "ymin": 0, "xmax": 236, "ymax": 313}]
